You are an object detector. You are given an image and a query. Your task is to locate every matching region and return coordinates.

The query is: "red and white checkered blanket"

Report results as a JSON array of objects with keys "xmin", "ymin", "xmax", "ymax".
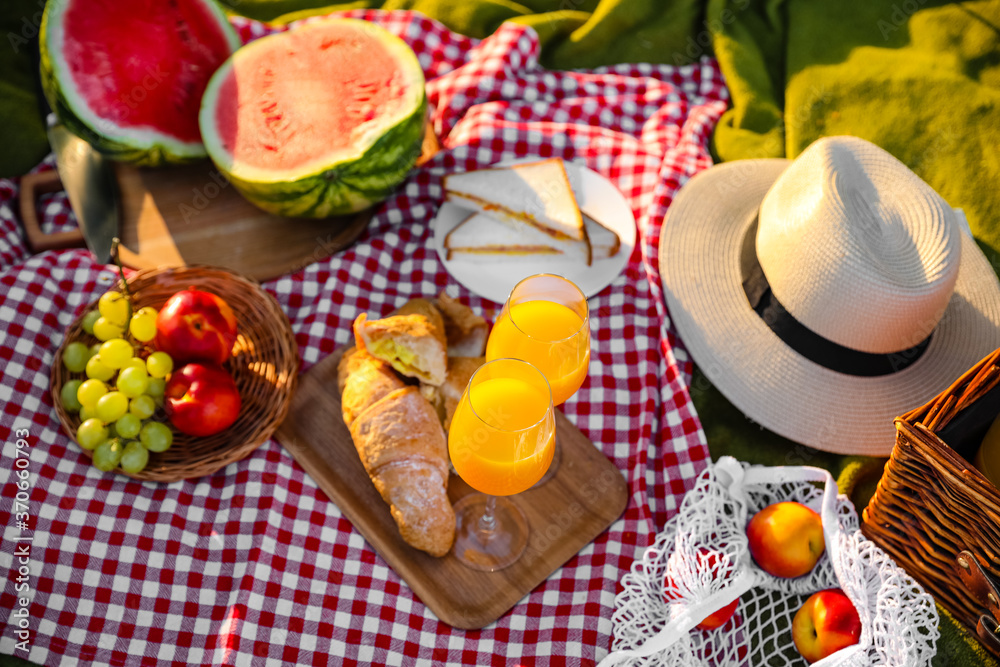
[{"xmin": 0, "ymin": 10, "xmax": 728, "ymax": 665}]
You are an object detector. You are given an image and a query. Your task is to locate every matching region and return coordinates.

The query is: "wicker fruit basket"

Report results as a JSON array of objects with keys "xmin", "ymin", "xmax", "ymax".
[
  {"xmin": 862, "ymin": 347, "xmax": 1000, "ymax": 650},
  {"xmin": 51, "ymin": 266, "xmax": 299, "ymax": 482}
]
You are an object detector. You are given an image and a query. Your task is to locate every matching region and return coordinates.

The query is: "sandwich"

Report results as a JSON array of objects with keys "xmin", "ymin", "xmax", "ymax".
[
  {"xmin": 443, "ymin": 210, "xmax": 621, "ymax": 262},
  {"xmin": 583, "ymin": 212, "xmax": 621, "ymax": 259},
  {"xmin": 443, "ymin": 211, "xmax": 561, "ymax": 260},
  {"xmin": 442, "ymin": 158, "xmax": 592, "ymax": 263},
  {"xmin": 353, "ymin": 299, "xmax": 449, "ymax": 387}
]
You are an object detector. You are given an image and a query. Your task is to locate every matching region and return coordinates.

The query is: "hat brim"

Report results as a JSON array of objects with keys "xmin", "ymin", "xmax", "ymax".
[{"xmin": 660, "ymin": 159, "xmax": 1000, "ymax": 456}]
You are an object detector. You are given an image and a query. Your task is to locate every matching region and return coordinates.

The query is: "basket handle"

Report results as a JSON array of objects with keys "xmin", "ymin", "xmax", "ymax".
[{"xmin": 736, "ymin": 463, "xmax": 840, "ymax": 520}]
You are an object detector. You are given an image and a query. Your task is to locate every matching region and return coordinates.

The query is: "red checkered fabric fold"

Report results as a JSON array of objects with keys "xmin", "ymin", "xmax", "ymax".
[{"xmin": 0, "ymin": 10, "xmax": 727, "ymax": 665}]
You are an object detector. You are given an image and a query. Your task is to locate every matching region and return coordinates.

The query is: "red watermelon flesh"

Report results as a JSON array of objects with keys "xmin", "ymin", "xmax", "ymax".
[
  {"xmin": 213, "ymin": 22, "xmax": 414, "ymax": 171},
  {"xmin": 62, "ymin": 0, "xmax": 236, "ymax": 144}
]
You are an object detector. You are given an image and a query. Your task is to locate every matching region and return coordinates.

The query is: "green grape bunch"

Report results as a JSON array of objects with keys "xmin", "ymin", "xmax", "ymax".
[{"xmin": 58, "ymin": 286, "xmax": 175, "ymax": 476}]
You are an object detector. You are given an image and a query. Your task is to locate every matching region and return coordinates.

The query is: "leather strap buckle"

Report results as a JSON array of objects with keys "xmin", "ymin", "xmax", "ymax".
[{"xmin": 956, "ymin": 550, "xmax": 1000, "ymax": 655}]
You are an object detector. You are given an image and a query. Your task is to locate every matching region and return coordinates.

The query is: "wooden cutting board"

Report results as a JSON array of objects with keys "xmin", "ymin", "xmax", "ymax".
[
  {"xmin": 20, "ymin": 126, "xmax": 440, "ymax": 282},
  {"xmin": 275, "ymin": 347, "xmax": 629, "ymax": 629},
  {"xmin": 112, "ymin": 161, "xmax": 374, "ymax": 281}
]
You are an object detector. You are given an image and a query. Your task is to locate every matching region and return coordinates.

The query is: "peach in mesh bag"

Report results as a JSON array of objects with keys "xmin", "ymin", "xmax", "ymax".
[{"xmin": 599, "ymin": 457, "xmax": 939, "ymax": 667}]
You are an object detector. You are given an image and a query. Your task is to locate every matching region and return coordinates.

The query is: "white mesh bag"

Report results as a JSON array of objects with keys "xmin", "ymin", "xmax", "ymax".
[{"xmin": 599, "ymin": 456, "xmax": 939, "ymax": 667}]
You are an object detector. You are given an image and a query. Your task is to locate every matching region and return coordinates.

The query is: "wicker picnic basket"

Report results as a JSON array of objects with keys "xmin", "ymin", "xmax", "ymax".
[
  {"xmin": 862, "ymin": 347, "xmax": 1000, "ymax": 647},
  {"xmin": 52, "ymin": 266, "xmax": 299, "ymax": 483}
]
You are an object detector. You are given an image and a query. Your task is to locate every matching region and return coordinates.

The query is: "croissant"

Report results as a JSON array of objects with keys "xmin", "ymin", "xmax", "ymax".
[
  {"xmin": 348, "ymin": 386, "xmax": 455, "ymax": 556},
  {"xmin": 337, "ymin": 346, "xmax": 405, "ymax": 428}
]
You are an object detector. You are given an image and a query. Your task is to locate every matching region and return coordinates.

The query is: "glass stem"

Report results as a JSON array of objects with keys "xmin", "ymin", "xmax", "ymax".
[{"xmin": 477, "ymin": 495, "xmax": 499, "ymax": 542}]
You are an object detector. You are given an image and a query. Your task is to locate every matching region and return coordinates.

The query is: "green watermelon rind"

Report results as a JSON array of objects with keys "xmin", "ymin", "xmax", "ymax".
[
  {"xmin": 39, "ymin": 0, "xmax": 241, "ymax": 167},
  {"xmin": 198, "ymin": 18, "xmax": 428, "ymax": 219},
  {"xmin": 220, "ymin": 99, "xmax": 427, "ymax": 218}
]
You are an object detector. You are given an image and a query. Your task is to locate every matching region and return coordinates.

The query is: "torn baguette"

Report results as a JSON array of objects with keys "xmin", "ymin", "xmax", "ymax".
[{"xmin": 434, "ymin": 291, "xmax": 489, "ymax": 357}]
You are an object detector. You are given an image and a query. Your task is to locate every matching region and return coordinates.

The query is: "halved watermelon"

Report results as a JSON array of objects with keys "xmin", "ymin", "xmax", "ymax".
[
  {"xmin": 40, "ymin": 0, "xmax": 240, "ymax": 166},
  {"xmin": 198, "ymin": 18, "xmax": 427, "ymax": 219}
]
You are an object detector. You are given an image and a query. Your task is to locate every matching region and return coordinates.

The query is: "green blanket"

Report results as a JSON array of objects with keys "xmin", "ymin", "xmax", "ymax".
[
  {"xmin": 0, "ymin": 0, "xmax": 50, "ymax": 178},
  {"xmin": 1, "ymin": 0, "xmax": 997, "ymax": 663}
]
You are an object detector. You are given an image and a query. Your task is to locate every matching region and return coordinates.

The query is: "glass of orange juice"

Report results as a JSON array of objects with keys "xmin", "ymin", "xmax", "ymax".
[
  {"xmin": 485, "ymin": 274, "xmax": 591, "ymax": 484},
  {"xmin": 448, "ymin": 358, "xmax": 556, "ymax": 571}
]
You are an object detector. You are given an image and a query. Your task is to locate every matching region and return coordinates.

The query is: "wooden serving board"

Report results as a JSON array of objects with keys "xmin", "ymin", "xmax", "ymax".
[
  {"xmin": 21, "ymin": 125, "xmax": 440, "ymax": 282},
  {"xmin": 112, "ymin": 161, "xmax": 373, "ymax": 282},
  {"xmin": 20, "ymin": 160, "xmax": 371, "ymax": 282},
  {"xmin": 275, "ymin": 347, "xmax": 629, "ymax": 629}
]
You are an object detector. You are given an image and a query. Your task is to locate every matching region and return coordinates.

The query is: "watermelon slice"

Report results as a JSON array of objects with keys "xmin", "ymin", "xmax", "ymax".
[
  {"xmin": 40, "ymin": 0, "xmax": 240, "ymax": 166},
  {"xmin": 198, "ymin": 18, "xmax": 427, "ymax": 219}
]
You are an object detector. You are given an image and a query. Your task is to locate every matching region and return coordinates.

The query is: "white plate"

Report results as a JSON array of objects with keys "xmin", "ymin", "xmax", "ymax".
[{"xmin": 431, "ymin": 160, "xmax": 636, "ymax": 304}]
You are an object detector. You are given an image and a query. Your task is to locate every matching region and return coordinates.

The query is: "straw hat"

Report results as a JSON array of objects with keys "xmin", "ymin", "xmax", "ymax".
[{"xmin": 661, "ymin": 135, "xmax": 1000, "ymax": 456}]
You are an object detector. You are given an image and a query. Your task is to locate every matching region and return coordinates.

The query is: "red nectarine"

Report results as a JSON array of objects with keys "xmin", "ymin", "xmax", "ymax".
[
  {"xmin": 791, "ymin": 588, "xmax": 862, "ymax": 663},
  {"xmin": 746, "ymin": 501, "xmax": 825, "ymax": 578},
  {"xmin": 663, "ymin": 549, "xmax": 739, "ymax": 631},
  {"xmin": 156, "ymin": 289, "xmax": 238, "ymax": 365},
  {"xmin": 165, "ymin": 363, "xmax": 241, "ymax": 437}
]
